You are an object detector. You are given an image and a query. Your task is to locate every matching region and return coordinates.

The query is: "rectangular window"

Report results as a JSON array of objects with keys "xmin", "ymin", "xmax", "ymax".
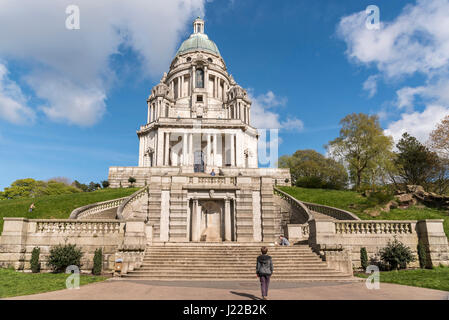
[{"xmin": 197, "ymin": 95, "xmax": 203, "ymax": 102}]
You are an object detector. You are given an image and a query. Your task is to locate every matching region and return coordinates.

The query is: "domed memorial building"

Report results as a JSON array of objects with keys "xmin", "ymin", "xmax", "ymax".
[
  {"xmin": 3, "ymin": 19, "xmax": 446, "ymax": 279},
  {"xmin": 107, "ymin": 17, "xmax": 291, "ymax": 243}
]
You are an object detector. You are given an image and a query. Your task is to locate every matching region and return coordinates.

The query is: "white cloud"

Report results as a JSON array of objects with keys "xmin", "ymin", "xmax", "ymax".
[
  {"xmin": 281, "ymin": 118, "xmax": 304, "ymax": 131},
  {"xmin": 384, "ymin": 104, "xmax": 449, "ymax": 143},
  {"xmin": 249, "ymin": 90, "xmax": 303, "ymax": 132},
  {"xmin": 0, "ymin": 63, "xmax": 35, "ymax": 124},
  {"xmin": 337, "ymin": 0, "xmax": 449, "ymax": 79},
  {"xmin": 363, "ymin": 75, "xmax": 379, "ymax": 98},
  {"xmin": 338, "ymin": 0, "xmax": 449, "ymax": 143},
  {"xmin": 0, "ymin": 0, "xmax": 205, "ymax": 126}
]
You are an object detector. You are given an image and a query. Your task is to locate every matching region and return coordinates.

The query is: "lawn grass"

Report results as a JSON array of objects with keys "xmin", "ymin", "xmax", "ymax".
[
  {"xmin": 0, "ymin": 268, "xmax": 107, "ymax": 298},
  {"xmin": 355, "ymin": 266, "xmax": 449, "ymax": 292},
  {"xmin": 278, "ymin": 186, "xmax": 449, "ymax": 238},
  {"xmin": 0, "ymin": 187, "xmax": 139, "ymax": 234}
]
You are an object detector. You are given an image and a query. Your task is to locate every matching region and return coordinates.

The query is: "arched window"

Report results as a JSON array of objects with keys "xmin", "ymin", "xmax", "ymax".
[{"xmin": 196, "ymin": 68, "xmax": 204, "ymax": 88}]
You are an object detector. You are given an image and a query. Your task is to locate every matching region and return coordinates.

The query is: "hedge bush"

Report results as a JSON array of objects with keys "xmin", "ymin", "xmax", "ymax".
[
  {"xmin": 92, "ymin": 248, "xmax": 103, "ymax": 275},
  {"xmin": 47, "ymin": 244, "xmax": 83, "ymax": 273},
  {"xmin": 360, "ymin": 247, "xmax": 368, "ymax": 270},
  {"xmin": 30, "ymin": 247, "xmax": 41, "ymax": 273},
  {"xmin": 417, "ymin": 241, "xmax": 429, "ymax": 269},
  {"xmin": 379, "ymin": 237, "xmax": 415, "ymax": 270}
]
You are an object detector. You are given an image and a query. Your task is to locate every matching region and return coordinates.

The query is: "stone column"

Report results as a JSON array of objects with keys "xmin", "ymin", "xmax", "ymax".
[
  {"xmin": 224, "ymin": 198, "xmax": 232, "ymax": 241},
  {"xmin": 235, "ymin": 132, "xmax": 243, "ymax": 167},
  {"xmin": 181, "ymin": 75, "xmax": 184, "ymax": 97},
  {"xmin": 189, "ymin": 133, "xmax": 193, "ymax": 166},
  {"xmin": 213, "ymin": 133, "xmax": 217, "ymax": 166},
  {"xmin": 183, "ymin": 133, "xmax": 188, "ymax": 165},
  {"xmin": 230, "ymin": 134, "xmax": 235, "ymax": 166},
  {"xmin": 206, "ymin": 134, "xmax": 211, "ymax": 166},
  {"xmin": 164, "ymin": 132, "xmax": 170, "ymax": 166},
  {"xmin": 204, "ymin": 66, "xmax": 208, "ymax": 92},
  {"xmin": 252, "ymin": 191, "xmax": 262, "ymax": 242},
  {"xmin": 156, "ymin": 130, "xmax": 164, "ymax": 166},
  {"xmin": 192, "ymin": 66, "xmax": 196, "ymax": 93},
  {"xmin": 191, "ymin": 198, "xmax": 201, "ymax": 241}
]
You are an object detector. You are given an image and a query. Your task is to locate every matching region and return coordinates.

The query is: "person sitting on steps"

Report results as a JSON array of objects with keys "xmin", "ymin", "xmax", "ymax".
[{"xmin": 278, "ymin": 235, "xmax": 290, "ymax": 246}]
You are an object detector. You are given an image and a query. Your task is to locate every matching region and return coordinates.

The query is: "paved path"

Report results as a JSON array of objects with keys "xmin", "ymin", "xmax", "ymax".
[{"xmin": 6, "ymin": 279, "xmax": 448, "ymax": 300}]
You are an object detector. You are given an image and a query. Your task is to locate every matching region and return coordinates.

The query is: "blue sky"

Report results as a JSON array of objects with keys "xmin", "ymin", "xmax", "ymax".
[{"xmin": 1, "ymin": 0, "xmax": 448, "ymax": 190}]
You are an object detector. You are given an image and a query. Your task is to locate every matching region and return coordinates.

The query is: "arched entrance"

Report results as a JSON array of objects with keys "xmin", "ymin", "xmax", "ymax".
[{"xmin": 199, "ymin": 200, "xmax": 222, "ymax": 242}]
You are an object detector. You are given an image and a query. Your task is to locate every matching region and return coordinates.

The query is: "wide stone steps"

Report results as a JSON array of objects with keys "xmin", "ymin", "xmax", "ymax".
[{"xmin": 122, "ymin": 244, "xmax": 356, "ymax": 281}]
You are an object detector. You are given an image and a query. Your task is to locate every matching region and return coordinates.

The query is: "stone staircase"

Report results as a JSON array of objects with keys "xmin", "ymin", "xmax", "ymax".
[{"xmin": 122, "ymin": 244, "xmax": 356, "ymax": 281}]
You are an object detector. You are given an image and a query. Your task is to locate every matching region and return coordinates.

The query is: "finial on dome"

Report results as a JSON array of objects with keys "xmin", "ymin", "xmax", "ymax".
[{"xmin": 193, "ymin": 17, "xmax": 205, "ymax": 34}]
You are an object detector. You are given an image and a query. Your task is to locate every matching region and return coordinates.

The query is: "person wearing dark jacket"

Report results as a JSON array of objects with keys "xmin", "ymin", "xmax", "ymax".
[{"xmin": 256, "ymin": 246, "xmax": 273, "ymax": 300}]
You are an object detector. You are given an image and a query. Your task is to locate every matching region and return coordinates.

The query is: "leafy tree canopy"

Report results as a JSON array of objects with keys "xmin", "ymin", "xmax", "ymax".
[{"xmin": 279, "ymin": 149, "xmax": 348, "ymax": 189}]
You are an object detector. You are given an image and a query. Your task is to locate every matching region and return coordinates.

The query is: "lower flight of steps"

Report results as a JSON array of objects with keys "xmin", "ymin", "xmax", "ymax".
[{"xmin": 121, "ymin": 243, "xmax": 357, "ymax": 281}]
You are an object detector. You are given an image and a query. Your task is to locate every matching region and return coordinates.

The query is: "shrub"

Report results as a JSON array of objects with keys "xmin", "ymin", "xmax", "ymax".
[
  {"xmin": 379, "ymin": 237, "xmax": 415, "ymax": 270},
  {"xmin": 92, "ymin": 248, "xmax": 103, "ymax": 275},
  {"xmin": 30, "ymin": 247, "xmax": 41, "ymax": 273},
  {"xmin": 101, "ymin": 180, "xmax": 110, "ymax": 188},
  {"xmin": 47, "ymin": 244, "xmax": 83, "ymax": 273},
  {"xmin": 417, "ymin": 241, "xmax": 428, "ymax": 269},
  {"xmin": 360, "ymin": 247, "xmax": 368, "ymax": 270},
  {"xmin": 128, "ymin": 177, "xmax": 136, "ymax": 187}
]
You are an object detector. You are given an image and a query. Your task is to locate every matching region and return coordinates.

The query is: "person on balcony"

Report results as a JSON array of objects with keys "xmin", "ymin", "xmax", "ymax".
[{"xmin": 210, "ymin": 169, "xmax": 216, "ymax": 176}]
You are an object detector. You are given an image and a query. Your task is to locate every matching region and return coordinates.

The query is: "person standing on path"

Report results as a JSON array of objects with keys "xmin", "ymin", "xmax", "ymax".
[{"xmin": 256, "ymin": 246, "xmax": 273, "ymax": 300}]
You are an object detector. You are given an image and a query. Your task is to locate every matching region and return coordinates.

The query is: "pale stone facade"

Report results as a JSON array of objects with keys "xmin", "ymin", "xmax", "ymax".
[
  {"xmin": 136, "ymin": 18, "xmax": 257, "ymax": 172},
  {"xmin": 107, "ymin": 18, "xmax": 291, "ymax": 244}
]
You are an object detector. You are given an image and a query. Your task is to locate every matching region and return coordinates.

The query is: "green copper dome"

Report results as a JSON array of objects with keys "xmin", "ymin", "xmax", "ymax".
[{"xmin": 176, "ymin": 18, "xmax": 220, "ymax": 56}]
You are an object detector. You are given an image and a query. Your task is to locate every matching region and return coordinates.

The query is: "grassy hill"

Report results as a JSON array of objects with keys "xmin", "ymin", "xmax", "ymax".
[
  {"xmin": 0, "ymin": 187, "xmax": 139, "ymax": 234},
  {"xmin": 279, "ymin": 186, "xmax": 449, "ymax": 238}
]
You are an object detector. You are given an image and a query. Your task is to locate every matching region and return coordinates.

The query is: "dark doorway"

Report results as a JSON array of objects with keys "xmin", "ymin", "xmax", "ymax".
[{"xmin": 194, "ymin": 151, "xmax": 204, "ymax": 172}]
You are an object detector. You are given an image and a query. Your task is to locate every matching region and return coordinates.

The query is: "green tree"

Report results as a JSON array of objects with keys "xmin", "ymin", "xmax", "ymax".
[
  {"xmin": 327, "ymin": 113, "xmax": 393, "ymax": 191},
  {"xmin": 394, "ymin": 133, "xmax": 440, "ymax": 188},
  {"xmin": 87, "ymin": 182, "xmax": 101, "ymax": 192},
  {"xmin": 101, "ymin": 180, "xmax": 110, "ymax": 188},
  {"xmin": 72, "ymin": 180, "xmax": 89, "ymax": 192},
  {"xmin": 128, "ymin": 177, "xmax": 136, "ymax": 187},
  {"xmin": 278, "ymin": 149, "xmax": 348, "ymax": 189},
  {"xmin": 0, "ymin": 178, "xmax": 80, "ymax": 200}
]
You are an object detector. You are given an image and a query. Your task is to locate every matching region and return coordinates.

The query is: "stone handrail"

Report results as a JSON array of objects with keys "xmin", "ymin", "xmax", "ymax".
[
  {"xmin": 189, "ymin": 176, "xmax": 236, "ymax": 185},
  {"xmin": 117, "ymin": 186, "xmax": 148, "ymax": 220},
  {"xmin": 301, "ymin": 202, "xmax": 360, "ymax": 221},
  {"xmin": 32, "ymin": 219, "xmax": 124, "ymax": 234},
  {"xmin": 273, "ymin": 187, "xmax": 313, "ymax": 222},
  {"xmin": 70, "ymin": 197, "xmax": 127, "ymax": 219},
  {"xmin": 334, "ymin": 220, "xmax": 414, "ymax": 235}
]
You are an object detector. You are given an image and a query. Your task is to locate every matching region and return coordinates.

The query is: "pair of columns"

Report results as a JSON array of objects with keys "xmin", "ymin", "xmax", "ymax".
[
  {"xmin": 191, "ymin": 198, "xmax": 233, "ymax": 241},
  {"xmin": 163, "ymin": 132, "xmax": 193, "ymax": 166},
  {"xmin": 160, "ymin": 131, "xmax": 237, "ymax": 167}
]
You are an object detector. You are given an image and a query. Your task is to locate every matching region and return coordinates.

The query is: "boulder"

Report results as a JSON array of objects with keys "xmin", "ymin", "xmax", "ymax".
[
  {"xmin": 381, "ymin": 200, "xmax": 399, "ymax": 213},
  {"xmin": 406, "ymin": 185, "xmax": 425, "ymax": 195},
  {"xmin": 394, "ymin": 193, "xmax": 413, "ymax": 203}
]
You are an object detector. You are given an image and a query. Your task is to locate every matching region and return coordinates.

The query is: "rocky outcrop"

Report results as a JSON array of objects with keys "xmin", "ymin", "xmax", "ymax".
[{"xmin": 395, "ymin": 185, "xmax": 449, "ymax": 210}]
